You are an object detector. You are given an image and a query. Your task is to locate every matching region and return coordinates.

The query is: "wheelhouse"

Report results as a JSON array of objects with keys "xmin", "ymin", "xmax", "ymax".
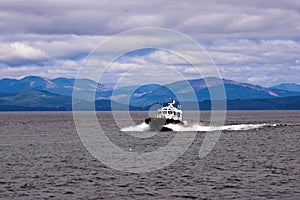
[{"xmin": 156, "ymin": 103, "xmax": 182, "ymax": 121}]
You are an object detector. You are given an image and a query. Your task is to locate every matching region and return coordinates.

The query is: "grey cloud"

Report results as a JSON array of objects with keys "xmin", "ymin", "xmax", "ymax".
[
  {"xmin": 1, "ymin": 0, "xmax": 300, "ymax": 86},
  {"xmin": 0, "ymin": 0, "xmax": 299, "ymax": 37}
]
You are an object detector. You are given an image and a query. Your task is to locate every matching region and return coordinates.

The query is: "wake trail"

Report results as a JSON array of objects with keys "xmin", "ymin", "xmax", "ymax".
[
  {"xmin": 121, "ymin": 122, "xmax": 150, "ymax": 132},
  {"xmin": 121, "ymin": 123, "xmax": 279, "ymax": 132},
  {"xmin": 164, "ymin": 123, "xmax": 277, "ymax": 132}
]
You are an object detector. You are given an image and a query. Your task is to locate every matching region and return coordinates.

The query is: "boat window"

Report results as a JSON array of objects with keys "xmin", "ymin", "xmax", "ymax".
[
  {"xmin": 168, "ymin": 111, "xmax": 172, "ymax": 114},
  {"xmin": 177, "ymin": 113, "xmax": 180, "ymax": 117},
  {"xmin": 163, "ymin": 111, "xmax": 167, "ymax": 114}
]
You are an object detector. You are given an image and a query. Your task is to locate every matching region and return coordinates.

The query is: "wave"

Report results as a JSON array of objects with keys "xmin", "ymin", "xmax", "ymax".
[
  {"xmin": 121, "ymin": 122, "xmax": 278, "ymax": 132},
  {"xmin": 163, "ymin": 123, "xmax": 277, "ymax": 132},
  {"xmin": 121, "ymin": 122, "xmax": 151, "ymax": 132}
]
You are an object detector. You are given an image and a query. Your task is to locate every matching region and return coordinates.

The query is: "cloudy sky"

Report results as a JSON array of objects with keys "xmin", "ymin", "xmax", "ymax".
[{"xmin": 0, "ymin": 0, "xmax": 300, "ymax": 86}]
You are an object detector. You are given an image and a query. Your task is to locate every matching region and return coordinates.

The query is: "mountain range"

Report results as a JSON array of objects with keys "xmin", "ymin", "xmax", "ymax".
[
  {"xmin": 269, "ymin": 83, "xmax": 300, "ymax": 92},
  {"xmin": 0, "ymin": 76, "xmax": 299, "ymax": 110}
]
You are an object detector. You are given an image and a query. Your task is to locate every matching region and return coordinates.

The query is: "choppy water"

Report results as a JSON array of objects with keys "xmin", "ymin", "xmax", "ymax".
[{"xmin": 0, "ymin": 111, "xmax": 299, "ymax": 199}]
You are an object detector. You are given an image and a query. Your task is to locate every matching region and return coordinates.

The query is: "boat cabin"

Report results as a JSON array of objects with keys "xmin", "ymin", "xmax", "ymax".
[{"xmin": 156, "ymin": 103, "xmax": 182, "ymax": 122}]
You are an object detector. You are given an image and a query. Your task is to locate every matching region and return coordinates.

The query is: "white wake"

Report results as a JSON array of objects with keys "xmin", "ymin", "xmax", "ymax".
[
  {"xmin": 121, "ymin": 123, "xmax": 277, "ymax": 132},
  {"xmin": 121, "ymin": 122, "xmax": 151, "ymax": 132},
  {"xmin": 163, "ymin": 123, "xmax": 277, "ymax": 132}
]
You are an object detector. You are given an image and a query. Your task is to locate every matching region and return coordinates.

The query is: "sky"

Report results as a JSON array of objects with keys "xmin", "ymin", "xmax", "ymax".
[{"xmin": 0, "ymin": 0, "xmax": 300, "ymax": 87}]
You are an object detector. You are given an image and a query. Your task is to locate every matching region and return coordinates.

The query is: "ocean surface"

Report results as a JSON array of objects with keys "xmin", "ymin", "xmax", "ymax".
[{"xmin": 0, "ymin": 111, "xmax": 299, "ymax": 199}]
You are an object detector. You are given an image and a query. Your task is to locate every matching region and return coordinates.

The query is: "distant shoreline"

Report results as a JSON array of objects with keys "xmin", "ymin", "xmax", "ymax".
[{"xmin": 1, "ymin": 96, "xmax": 299, "ymax": 111}]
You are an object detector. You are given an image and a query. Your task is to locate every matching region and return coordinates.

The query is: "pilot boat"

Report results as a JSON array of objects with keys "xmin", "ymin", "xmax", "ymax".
[{"xmin": 144, "ymin": 100, "xmax": 183, "ymax": 131}]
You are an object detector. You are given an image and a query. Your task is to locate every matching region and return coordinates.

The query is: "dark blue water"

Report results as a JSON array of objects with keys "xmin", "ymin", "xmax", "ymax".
[{"xmin": 0, "ymin": 111, "xmax": 299, "ymax": 199}]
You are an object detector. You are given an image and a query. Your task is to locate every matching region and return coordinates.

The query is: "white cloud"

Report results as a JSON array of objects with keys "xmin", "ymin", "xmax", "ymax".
[
  {"xmin": 0, "ymin": 34, "xmax": 108, "ymax": 62},
  {"xmin": 207, "ymin": 39, "xmax": 300, "ymax": 66},
  {"xmin": 0, "ymin": 42, "xmax": 47, "ymax": 61},
  {"xmin": 289, "ymin": 66, "xmax": 300, "ymax": 70},
  {"xmin": 138, "ymin": 50, "xmax": 185, "ymax": 65}
]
